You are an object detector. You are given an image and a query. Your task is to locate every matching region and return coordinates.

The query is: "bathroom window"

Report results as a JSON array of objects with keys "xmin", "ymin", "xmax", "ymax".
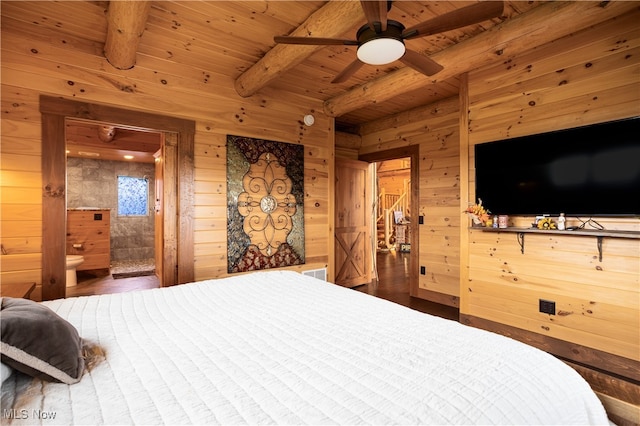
[{"xmin": 117, "ymin": 176, "xmax": 148, "ymax": 216}]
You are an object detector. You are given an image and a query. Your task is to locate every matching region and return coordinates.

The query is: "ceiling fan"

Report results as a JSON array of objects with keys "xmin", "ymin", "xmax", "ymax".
[{"xmin": 274, "ymin": 1, "xmax": 504, "ymax": 83}]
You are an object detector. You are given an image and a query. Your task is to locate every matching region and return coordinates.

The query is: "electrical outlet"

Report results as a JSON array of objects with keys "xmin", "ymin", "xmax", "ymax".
[
  {"xmin": 419, "ymin": 215, "xmax": 424, "ymax": 225},
  {"xmin": 420, "ymin": 266, "xmax": 426, "ymax": 275},
  {"xmin": 539, "ymin": 299, "xmax": 556, "ymax": 315}
]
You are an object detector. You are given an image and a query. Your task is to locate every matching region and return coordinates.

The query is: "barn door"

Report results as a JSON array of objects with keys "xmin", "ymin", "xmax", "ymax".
[{"xmin": 335, "ymin": 158, "xmax": 371, "ymax": 287}]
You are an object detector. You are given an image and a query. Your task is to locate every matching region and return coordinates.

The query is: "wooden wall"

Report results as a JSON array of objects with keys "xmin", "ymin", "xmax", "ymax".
[
  {"xmin": 358, "ymin": 11, "xmax": 639, "ymax": 371},
  {"xmin": 360, "ymin": 97, "xmax": 461, "ymax": 306},
  {"xmin": 462, "ymin": 11, "xmax": 639, "ymax": 368},
  {"xmin": 0, "ymin": 3, "xmax": 334, "ymax": 300}
]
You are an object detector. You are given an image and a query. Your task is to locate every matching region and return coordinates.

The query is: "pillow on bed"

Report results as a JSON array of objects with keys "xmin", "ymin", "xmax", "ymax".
[
  {"xmin": 0, "ymin": 297, "xmax": 85, "ymax": 384},
  {"xmin": 1, "ymin": 362, "xmax": 13, "ymax": 384}
]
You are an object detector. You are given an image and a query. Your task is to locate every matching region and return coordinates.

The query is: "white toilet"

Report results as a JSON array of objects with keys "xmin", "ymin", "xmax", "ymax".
[{"xmin": 65, "ymin": 255, "xmax": 85, "ymax": 287}]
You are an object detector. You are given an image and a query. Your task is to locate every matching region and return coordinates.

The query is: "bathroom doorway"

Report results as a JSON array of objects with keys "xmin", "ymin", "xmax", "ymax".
[
  {"xmin": 40, "ymin": 95, "xmax": 195, "ymax": 301},
  {"xmin": 65, "ymin": 119, "xmax": 161, "ymax": 283}
]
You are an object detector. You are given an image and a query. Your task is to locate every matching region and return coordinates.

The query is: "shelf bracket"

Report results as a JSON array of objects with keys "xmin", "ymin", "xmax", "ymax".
[
  {"xmin": 517, "ymin": 232, "xmax": 525, "ymax": 254},
  {"xmin": 479, "ymin": 227, "xmax": 640, "ymax": 261},
  {"xmin": 596, "ymin": 236, "xmax": 603, "ymax": 262}
]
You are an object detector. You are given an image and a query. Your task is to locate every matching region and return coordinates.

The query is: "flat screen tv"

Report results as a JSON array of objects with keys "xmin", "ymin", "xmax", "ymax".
[{"xmin": 474, "ymin": 117, "xmax": 640, "ymax": 217}]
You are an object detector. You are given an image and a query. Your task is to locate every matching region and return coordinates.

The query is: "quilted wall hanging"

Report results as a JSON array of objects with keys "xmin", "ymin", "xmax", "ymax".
[{"xmin": 227, "ymin": 135, "xmax": 305, "ymax": 273}]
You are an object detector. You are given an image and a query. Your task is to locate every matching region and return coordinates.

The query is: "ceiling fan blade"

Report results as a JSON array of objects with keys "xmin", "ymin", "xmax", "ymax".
[
  {"xmin": 360, "ymin": 0, "xmax": 388, "ymax": 32},
  {"xmin": 331, "ymin": 59, "xmax": 365, "ymax": 84},
  {"xmin": 398, "ymin": 49, "xmax": 444, "ymax": 76},
  {"xmin": 403, "ymin": 1, "xmax": 504, "ymax": 39},
  {"xmin": 274, "ymin": 36, "xmax": 358, "ymax": 46}
]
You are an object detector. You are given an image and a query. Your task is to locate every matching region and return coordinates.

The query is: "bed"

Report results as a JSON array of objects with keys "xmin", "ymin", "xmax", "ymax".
[{"xmin": 1, "ymin": 270, "xmax": 610, "ymax": 425}]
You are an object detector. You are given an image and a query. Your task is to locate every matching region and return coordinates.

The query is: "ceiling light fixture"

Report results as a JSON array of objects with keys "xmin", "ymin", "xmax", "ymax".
[{"xmin": 356, "ymin": 21, "xmax": 406, "ymax": 65}]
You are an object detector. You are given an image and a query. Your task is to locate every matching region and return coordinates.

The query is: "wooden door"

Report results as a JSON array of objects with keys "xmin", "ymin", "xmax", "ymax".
[
  {"xmin": 160, "ymin": 133, "xmax": 178, "ymax": 287},
  {"xmin": 335, "ymin": 158, "xmax": 371, "ymax": 287}
]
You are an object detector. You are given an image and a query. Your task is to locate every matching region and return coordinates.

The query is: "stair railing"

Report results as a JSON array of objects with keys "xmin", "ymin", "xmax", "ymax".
[{"xmin": 376, "ymin": 180, "xmax": 410, "ymax": 250}]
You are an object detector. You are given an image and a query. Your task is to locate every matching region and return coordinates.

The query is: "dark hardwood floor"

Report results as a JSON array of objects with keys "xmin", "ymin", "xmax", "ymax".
[
  {"xmin": 355, "ymin": 250, "xmax": 459, "ymax": 321},
  {"xmin": 66, "ymin": 270, "xmax": 160, "ymax": 298},
  {"xmin": 67, "ymin": 251, "xmax": 459, "ymax": 321}
]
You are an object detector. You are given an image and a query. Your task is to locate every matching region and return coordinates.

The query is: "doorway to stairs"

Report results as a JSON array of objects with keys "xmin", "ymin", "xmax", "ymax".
[
  {"xmin": 360, "ymin": 145, "xmax": 419, "ymax": 298},
  {"xmin": 375, "ymin": 157, "xmax": 411, "ymax": 254},
  {"xmin": 374, "ymin": 157, "xmax": 412, "ymax": 303}
]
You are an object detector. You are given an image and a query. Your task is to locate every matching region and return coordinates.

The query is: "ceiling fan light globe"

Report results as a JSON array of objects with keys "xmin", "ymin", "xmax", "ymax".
[{"xmin": 357, "ymin": 38, "xmax": 405, "ymax": 65}]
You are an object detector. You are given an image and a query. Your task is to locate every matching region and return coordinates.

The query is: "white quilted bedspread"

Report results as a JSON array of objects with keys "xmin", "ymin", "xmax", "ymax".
[{"xmin": 2, "ymin": 270, "xmax": 609, "ymax": 425}]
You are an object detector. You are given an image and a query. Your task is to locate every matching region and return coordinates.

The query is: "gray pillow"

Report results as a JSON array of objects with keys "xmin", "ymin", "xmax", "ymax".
[
  {"xmin": 1, "ymin": 362, "xmax": 12, "ymax": 384},
  {"xmin": 0, "ymin": 297, "xmax": 84, "ymax": 384}
]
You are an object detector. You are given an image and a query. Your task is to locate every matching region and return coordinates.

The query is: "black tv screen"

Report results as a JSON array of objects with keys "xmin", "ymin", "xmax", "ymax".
[{"xmin": 474, "ymin": 117, "xmax": 640, "ymax": 217}]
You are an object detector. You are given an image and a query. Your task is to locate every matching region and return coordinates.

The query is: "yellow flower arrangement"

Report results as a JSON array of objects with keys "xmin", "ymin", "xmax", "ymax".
[
  {"xmin": 464, "ymin": 198, "xmax": 491, "ymax": 225},
  {"xmin": 537, "ymin": 217, "xmax": 556, "ymax": 230}
]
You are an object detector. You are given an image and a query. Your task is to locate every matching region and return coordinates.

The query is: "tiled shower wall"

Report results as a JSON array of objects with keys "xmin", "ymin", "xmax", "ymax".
[{"xmin": 67, "ymin": 158, "xmax": 155, "ymax": 262}]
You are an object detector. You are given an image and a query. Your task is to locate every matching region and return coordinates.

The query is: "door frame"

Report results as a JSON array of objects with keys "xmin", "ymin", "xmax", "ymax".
[
  {"xmin": 359, "ymin": 145, "xmax": 419, "ymax": 297},
  {"xmin": 39, "ymin": 95, "xmax": 195, "ymax": 300}
]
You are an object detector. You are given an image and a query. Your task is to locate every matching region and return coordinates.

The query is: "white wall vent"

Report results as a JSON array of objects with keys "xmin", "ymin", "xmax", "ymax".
[{"xmin": 302, "ymin": 268, "xmax": 327, "ymax": 281}]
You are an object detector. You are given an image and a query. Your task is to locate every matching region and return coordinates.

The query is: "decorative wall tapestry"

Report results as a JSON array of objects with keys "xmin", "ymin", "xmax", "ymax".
[{"xmin": 227, "ymin": 135, "xmax": 305, "ymax": 273}]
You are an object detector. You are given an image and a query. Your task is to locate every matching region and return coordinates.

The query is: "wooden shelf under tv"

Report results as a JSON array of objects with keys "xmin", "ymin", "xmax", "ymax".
[{"xmin": 476, "ymin": 227, "xmax": 640, "ymax": 261}]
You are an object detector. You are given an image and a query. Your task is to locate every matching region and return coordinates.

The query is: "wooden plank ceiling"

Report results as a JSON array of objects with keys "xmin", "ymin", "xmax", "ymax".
[
  {"xmin": 2, "ymin": 1, "xmax": 634, "ymax": 158},
  {"xmin": 65, "ymin": 119, "xmax": 162, "ymax": 163}
]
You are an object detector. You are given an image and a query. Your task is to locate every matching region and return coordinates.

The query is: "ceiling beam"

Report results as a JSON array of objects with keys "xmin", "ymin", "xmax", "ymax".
[
  {"xmin": 323, "ymin": 1, "xmax": 638, "ymax": 118},
  {"xmin": 235, "ymin": 1, "xmax": 363, "ymax": 98},
  {"xmin": 104, "ymin": 0, "xmax": 151, "ymax": 70},
  {"xmin": 335, "ymin": 131, "xmax": 362, "ymax": 150}
]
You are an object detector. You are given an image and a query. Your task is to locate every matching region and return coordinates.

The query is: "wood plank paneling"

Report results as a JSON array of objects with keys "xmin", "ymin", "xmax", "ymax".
[
  {"xmin": 1, "ymin": 1, "xmax": 334, "ymax": 295},
  {"xmin": 468, "ymin": 15, "xmax": 640, "ymax": 142},
  {"xmin": 2, "ymin": 1, "xmax": 108, "ymax": 42},
  {"xmin": 462, "ymin": 12, "xmax": 640, "ymax": 375},
  {"xmin": 361, "ymin": 97, "xmax": 461, "ymax": 303}
]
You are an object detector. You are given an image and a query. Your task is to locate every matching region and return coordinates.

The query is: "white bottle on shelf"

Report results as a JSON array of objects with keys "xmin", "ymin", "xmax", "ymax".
[{"xmin": 557, "ymin": 213, "xmax": 566, "ymax": 230}]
